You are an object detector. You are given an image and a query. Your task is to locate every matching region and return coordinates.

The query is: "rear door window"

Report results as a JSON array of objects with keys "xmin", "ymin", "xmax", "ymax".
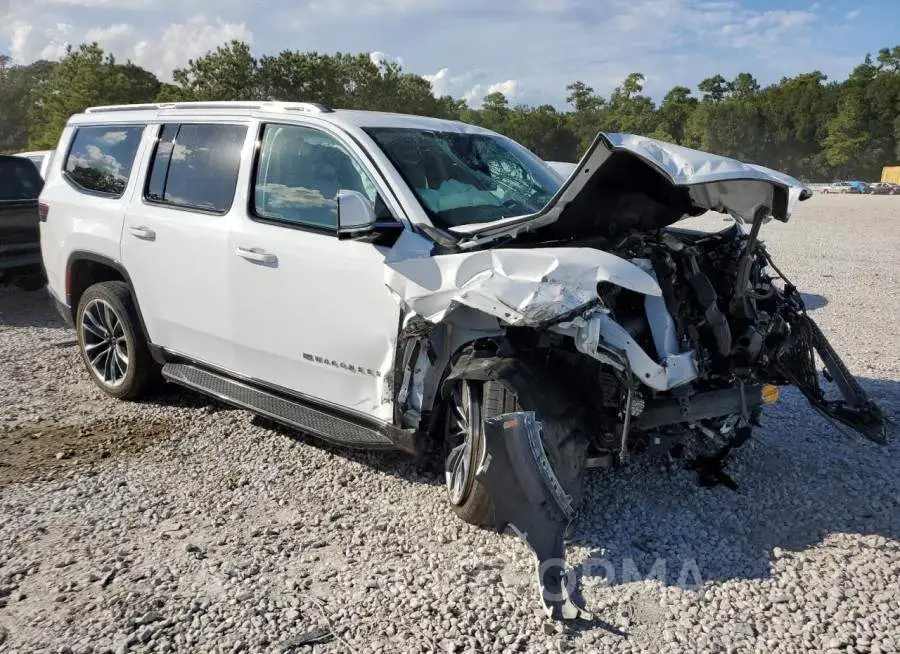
[
  {"xmin": 0, "ymin": 157, "xmax": 43, "ymax": 200},
  {"xmin": 144, "ymin": 123, "xmax": 247, "ymax": 214},
  {"xmin": 63, "ymin": 125, "xmax": 144, "ymax": 196}
]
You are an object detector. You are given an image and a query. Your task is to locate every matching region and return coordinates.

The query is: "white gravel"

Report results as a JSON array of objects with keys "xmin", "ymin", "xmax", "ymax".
[{"xmin": 1, "ymin": 194, "xmax": 898, "ymax": 653}]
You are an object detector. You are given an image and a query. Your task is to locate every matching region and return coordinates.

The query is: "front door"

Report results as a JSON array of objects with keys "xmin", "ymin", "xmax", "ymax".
[
  {"xmin": 228, "ymin": 122, "xmax": 402, "ymax": 422},
  {"xmin": 121, "ymin": 121, "xmax": 251, "ymax": 371}
]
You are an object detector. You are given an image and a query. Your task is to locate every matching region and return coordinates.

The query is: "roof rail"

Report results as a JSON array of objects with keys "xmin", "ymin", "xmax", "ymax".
[{"xmin": 84, "ymin": 101, "xmax": 334, "ymax": 114}]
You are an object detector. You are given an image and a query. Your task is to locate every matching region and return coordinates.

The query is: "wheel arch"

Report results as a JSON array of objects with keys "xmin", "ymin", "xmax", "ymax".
[{"xmin": 65, "ymin": 252, "xmax": 153, "ymax": 352}]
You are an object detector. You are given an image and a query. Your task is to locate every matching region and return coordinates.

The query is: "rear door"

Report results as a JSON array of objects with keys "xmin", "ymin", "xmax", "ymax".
[
  {"xmin": 120, "ymin": 121, "xmax": 251, "ymax": 371},
  {"xmin": 228, "ymin": 121, "xmax": 403, "ymax": 421}
]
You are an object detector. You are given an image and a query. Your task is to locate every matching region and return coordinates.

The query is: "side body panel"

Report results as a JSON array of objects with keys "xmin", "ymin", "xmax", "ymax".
[
  {"xmin": 228, "ymin": 119, "xmax": 404, "ymax": 422},
  {"xmin": 120, "ymin": 119, "xmax": 256, "ymax": 372},
  {"xmin": 39, "ymin": 125, "xmax": 151, "ymax": 306},
  {"xmin": 228, "ymin": 221, "xmax": 401, "ymax": 421}
]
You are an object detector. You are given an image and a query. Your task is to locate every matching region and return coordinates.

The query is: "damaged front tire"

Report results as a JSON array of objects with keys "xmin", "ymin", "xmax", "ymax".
[{"xmin": 443, "ymin": 358, "xmax": 590, "ymax": 528}]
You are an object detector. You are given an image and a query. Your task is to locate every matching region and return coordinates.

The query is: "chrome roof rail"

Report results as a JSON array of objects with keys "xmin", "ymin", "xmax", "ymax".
[{"xmin": 84, "ymin": 101, "xmax": 335, "ymax": 114}]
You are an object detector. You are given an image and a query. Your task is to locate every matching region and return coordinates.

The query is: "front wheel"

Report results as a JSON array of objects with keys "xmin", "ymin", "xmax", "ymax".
[{"xmin": 443, "ymin": 360, "xmax": 589, "ymax": 528}]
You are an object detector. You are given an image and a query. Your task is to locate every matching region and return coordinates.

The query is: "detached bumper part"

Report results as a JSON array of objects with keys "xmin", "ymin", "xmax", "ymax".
[{"xmin": 477, "ymin": 412, "xmax": 592, "ymax": 621}]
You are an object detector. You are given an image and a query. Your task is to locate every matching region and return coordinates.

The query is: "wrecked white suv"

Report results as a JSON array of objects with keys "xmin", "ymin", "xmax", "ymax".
[{"xmin": 40, "ymin": 102, "xmax": 885, "ymax": 618}]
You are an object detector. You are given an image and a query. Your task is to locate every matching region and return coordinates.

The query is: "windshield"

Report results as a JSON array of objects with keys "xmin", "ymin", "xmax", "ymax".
[{"xmin": 364, "ymin": 127, "xmax": 562, "ymax": 228}]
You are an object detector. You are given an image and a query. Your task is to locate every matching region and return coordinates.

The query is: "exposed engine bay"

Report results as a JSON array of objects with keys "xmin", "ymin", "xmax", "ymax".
[{"xmin": 383, "ymin": 132, "xmax": 887, "ymax": 620}]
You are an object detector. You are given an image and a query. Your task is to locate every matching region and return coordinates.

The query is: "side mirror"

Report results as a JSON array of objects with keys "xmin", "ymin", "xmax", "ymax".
[{"xmin": 337, "ymin": 190, "xmax": 376, "ymax": 238}]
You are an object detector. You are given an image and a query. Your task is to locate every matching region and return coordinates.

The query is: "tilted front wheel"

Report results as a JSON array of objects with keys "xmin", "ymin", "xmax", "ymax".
[
  {"xmin": 443, "ymin": 360, "xmax": 590, "ymax": 528},
  {"xmin": 76, "ymin": 281, "xmax": 156, "ymax": 400}
]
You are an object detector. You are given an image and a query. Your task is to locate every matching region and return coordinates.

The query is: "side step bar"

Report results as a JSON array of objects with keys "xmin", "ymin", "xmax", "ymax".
[{"xmin": 162, "ymin": 363, "xmax": 397, "ymax": 450}]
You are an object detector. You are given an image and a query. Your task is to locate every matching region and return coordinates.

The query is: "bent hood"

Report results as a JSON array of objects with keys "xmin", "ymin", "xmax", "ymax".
[{"xmin": 450, "ymin": 132, "xmax": 812, "ymax": 241}]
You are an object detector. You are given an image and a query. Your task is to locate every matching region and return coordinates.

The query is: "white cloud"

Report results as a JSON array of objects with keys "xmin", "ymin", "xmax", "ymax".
[
  {"xmin": 5, "ymin": 20, "xmax": 74, "ymax": 63},
  {"xmin": 130, "ymin": 16, "xmax": 253, "ymax": 78},
  {"xmin": 0, "ymin": 0, "xmax": 880, "ymax": 107},
  {"xmin": 84, "ymin": 23, "xmax": 134, "ymax": 43},
  {"xmin": 101, "ymin": 130, "xmax": 129, "ymax": 144},
  {"xmin": 369, "ymin": 51, "xmax": 404, "ymax": 69},
  {"xmin": 423, "ymin": 67, "xmax": 520, "ymax": 106},
  {"xmin": 463, "ymin": 79, "xmax": 520, "ymax": 105},
  {"xmin": 7, "ymin": 22, "xmax": 33, "ymax": 64},
  {"xmin": 845, "ymin": 8, "xmax": 862, "ymax": 20},
  {"xmin": 40, "ymin": 0, "xmax": 153, "ymax": 6},
  {"xmin": 423, "ymin": 68, "xmax": 451, "ymax": 96},
  {"xmin": 305, "ymin": 0, "xmax": 449, "ymax": 18},
  {"xmin": 1, "ymin": 13, "xmax": 252, "ymax": 78}
]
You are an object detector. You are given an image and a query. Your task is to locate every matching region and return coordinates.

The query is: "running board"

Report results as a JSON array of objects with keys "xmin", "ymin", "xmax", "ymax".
[{"xmin": 161, "ymin": 363, "xmax": 397, "ymax": 450}]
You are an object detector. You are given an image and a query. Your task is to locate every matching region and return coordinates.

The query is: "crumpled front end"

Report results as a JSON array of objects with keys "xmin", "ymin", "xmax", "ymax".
[{"xmin": 382, "ymin": 133, "xmax": 885, "ymax": 620}]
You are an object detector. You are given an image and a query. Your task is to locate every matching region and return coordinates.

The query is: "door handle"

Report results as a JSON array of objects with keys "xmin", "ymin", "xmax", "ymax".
[
  {"xmin": 236, "ymin": 246, "xmax": 278, "ymax": 266},
  {"xmin": 128, "ymin": 225, "xmax": 156, "ymax": 241}
]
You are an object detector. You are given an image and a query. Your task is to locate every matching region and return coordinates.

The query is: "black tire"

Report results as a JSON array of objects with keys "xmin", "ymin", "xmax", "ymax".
[
  {"xmin": 445, "ymin": 359, "xmax": 590, "ymax": 528},
  {"xmin": 75, "ymin": 281, "xmax": 157, "ymax": 400}
]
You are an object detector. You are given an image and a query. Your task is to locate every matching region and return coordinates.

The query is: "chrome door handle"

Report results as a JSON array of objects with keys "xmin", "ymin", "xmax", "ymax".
[
  {"xmin": 128, "ymin": 225, "xmax": 156, "ymax": 241},
  {"xmin": 236, "ymin": 247, "xmax": 277, "ymax": 265}
]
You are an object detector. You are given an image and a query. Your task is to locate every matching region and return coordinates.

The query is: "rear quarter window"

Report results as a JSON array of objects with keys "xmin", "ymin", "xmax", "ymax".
[
  {"xmin": 63, "ymin": 125, "xmax": 145, "ymax": 197},
  {"xmin": 0, "ymin": 157, "xmax": 43, "ymax": 201}
]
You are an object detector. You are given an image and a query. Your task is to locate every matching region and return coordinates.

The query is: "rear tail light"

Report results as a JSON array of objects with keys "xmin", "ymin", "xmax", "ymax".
[{"xmin": 38, "ymin": 202, "xmax": 50, "ymax": 222}]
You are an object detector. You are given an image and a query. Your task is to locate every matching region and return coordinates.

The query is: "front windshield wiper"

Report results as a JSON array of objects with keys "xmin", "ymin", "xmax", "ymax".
[{"xmin": 417, "ymin": 222, "xmax": 460, "ymax": 250}]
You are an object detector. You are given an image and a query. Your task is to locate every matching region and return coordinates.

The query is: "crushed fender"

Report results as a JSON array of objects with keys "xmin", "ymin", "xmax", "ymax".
[{"xmin": 477, "ymin": 412, "xmax": 592, "ymax": 621}]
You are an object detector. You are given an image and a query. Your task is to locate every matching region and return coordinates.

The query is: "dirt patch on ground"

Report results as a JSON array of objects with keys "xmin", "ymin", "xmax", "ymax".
[{"xmin": 0, "ymin": 415, "xmax": 177, "ymax": 486}]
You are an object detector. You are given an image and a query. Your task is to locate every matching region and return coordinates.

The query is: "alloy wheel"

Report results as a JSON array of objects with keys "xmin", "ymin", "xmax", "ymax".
[
  {"xmin": 80, "ymin": 298, "xmax": 129, "ymax": 388},
  {"xmin": 444, "ymin": 380, "xmax": 483, "ymax": 505}
]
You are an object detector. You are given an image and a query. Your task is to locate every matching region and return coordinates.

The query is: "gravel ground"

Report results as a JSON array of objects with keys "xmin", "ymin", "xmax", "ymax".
[{"xmin": 1, "ymin": 194, "xmax": 898, "ymax": 654}]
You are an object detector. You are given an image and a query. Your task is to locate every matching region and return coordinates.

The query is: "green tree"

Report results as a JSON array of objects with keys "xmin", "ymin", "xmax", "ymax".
[
  {"xmin": 823, "ymin": 97, "xmax": 870, "ymax": 177},
  {"xmin": 730, "ymin": 73, "xmax": 760, "ymax": 98},
  {"xmin": 5, "ymin": 37, "xmax": 898, "ymax": 181},
  {"xmin": 658, "ymin": 86, "xmax": 697, "ymax": 144},
  {"xmin": 162, "ymin": 40, "xmax": 259, "ymax": 101},
  {"xmin": 698, "ymin": 74, "xmax": 729, "ymax": 102},
  {"xmin": 876, "ymin": 46, "xmax": 900, "ymax": 73},
  {"xmin": 0, "ymin": 58, "xmax": 57, "ymax": 152},
  {"xmin": 28, "ymin": 43, "xmax": 160, "ymax": 149},
  {"xmin": 505, "ymin": 104, "xmax": 579, "ymax": 161},
  {"xmin": 565, "ymin": 80, "xmax": 603, "ymax": 113},
  {"xmin": 605, "ymin": 73, "xmax": 658, "ymax": 135}
]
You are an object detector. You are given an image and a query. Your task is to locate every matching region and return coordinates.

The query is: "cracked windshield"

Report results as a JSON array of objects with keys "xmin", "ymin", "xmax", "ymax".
[{"xmin": 365, "ymin": 127, "xmax": 562, "ymax": 227}]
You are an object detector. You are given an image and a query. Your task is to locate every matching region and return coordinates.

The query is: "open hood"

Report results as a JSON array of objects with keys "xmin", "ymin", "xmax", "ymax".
[{"xmin": 449, "ymin": 133, "xmax": 812, "ymax": 242}]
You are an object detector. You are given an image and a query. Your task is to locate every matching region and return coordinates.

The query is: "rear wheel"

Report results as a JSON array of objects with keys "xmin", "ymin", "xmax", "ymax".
[
  {"xmin": 443, "ymin": 360, "xmax": 589, "ymax": 528},
  {"xmin": 76, "ymin": 281, "xmax": 157, "ymax": 400}
]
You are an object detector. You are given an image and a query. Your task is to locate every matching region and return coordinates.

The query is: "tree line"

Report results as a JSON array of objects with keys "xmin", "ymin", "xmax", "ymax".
[{"xmin": 1, "ymin": 41, "xmax": 898, "ymax": 181}]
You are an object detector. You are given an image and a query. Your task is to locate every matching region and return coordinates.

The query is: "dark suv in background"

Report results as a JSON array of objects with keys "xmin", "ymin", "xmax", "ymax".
[{"xmin": 0, "ymin": 155, "xmax": 45, "ymax": 290}]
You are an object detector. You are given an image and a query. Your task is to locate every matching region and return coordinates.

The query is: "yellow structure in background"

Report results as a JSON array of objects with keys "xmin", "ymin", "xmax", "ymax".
[{"xmin": 882, "ymin": 166, "xmax": 900, "ymax": 183}]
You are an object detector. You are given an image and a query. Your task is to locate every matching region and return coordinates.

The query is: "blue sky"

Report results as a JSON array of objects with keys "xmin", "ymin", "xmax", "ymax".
[{"xmin": 0, "ymin": 0, "xmax": 896, "ymax": 107}]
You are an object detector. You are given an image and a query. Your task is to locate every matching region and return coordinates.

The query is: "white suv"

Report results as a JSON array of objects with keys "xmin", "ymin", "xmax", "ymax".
[{"xmin": 40, "ymin": 101, "xmax": 884, "ymax": 618}]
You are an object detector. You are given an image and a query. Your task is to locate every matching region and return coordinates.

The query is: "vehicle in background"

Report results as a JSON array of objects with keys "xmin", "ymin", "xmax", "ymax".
[
  {"xmin": 13, "ymin": 150, "xmax": 55, "ymax": 179},
  {"xmin": 847, "ymin": 180, "xmax": 870, "ymax": 194},
  {"xmin": 822, "ymin": 181, "xmax": 865, "ymax": 194},
  {"xmin": 0, "ymin": 155, "xmax": 45, "ymax": 290},
  {"xmin": 868, "ymin": 182, "xmax": 898, "ymax": 195}
]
